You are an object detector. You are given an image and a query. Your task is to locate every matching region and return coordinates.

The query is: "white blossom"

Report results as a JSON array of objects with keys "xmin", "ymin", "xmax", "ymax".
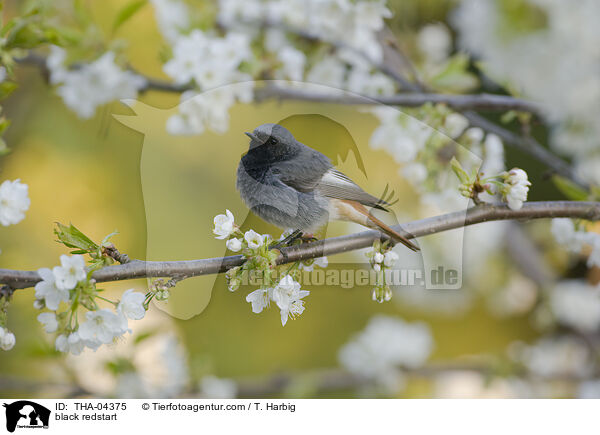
[
  {"xmin": 506, "ymin": 183, "xmax": 529, "ymax": 210},
  {"xmin": 280, "ymin": 299, "xmax": 307, "ymax": 326},
  {"xmin": 218, "ymin": 0, "xmax": 263, "ymax": 27},
  {"xmin": 401, "ymin": 162, "xmax": 428, "ymax": 185},
  {"xmin": 158, "ymin": 335, "xmax": 190, "ymax": 397},
  {"xmin": 118, "ymin": 289, "xmax": 147, "ymax": 320},
  {"xmin": 218, "ymin": 0, "xmax": 391, "ymax": 63},
  {"xmin": 487, "ymin": 274, "xmax": 537, "ymax": 317},
  {"xmin": 444, "ymin": 113, "xmax": 469, "ymax": 138},
  {"xmin": 53, "ymin": 255, "xmax": 86, "ymax": 291},
  {"xmin": 55, "ymin": 332, "xmax": 87, "ymax": 355},
  {"xmin": 464, "ymin": 127, "xmax": 484, "ymax": 144},
  {"xmin": 550, "ymin": 281, "xmax": 600, "ymax": 332},
  {"xmin": 369, "ymin": 111, "xmax": 430, "ymax": 164},
  {"xmin": 163, "ymin": 30, "xmax": 252, "ymax": 89},
  {"xmin": 150, "ymin": 0, "xmax": 189, "ymax": 43},
  {"xmin": 373, "ymin": 252, "xmax": 384, "ymax": 264},
  {"xmin": 276, "ymin": 46, "xmax": 306, "ymax": 81},
  {"xmin": 244, "ymin": 229, "xmax": 264, "ymax": 249},
  {"xmin": 34, "ymin": 268, "xmax": 70, "ymax": 311},
  {"xmin": 46, "ymin": 45, "xmax": 68, "ymax": 84},
  {"xmin": 587, "ymin": 236, "xmax": 600, "ymax": 268},
  {"xmin": 383, "ymin": 251, "xmax": 399, "ymax": 267},
  {"xmin": 0, "ymin": 179, "xmax": 30, "ymax": 226},
  {"xmin": 37, "ymin": 312, "xmax": 58, "ymax": 333},
  {"xmin": 480, "ymin": 133, "xmax": 505, "ymax": 176},
  {"xmin": 0, "ymin": 328, "xmax": 16, "ymax": 351},
  {"xmin": 55, "ymin": 334, "xmax": 68, "ymax": 352},
  {"xmin": 272, "ymin": 275, "xmax": 310, "ymax": 326},
  {"xmin": 453, "ymin": 0, "xmax": 600, "ymax": 186},
  {"xmin": 418, "ymin": 23, "xmax": 452, "ymax": 63},
  {"xmin": 167, "ymin": 85, "xmax": 253, "ymax": 135},
  {"xmin": 306, "ymin": 57, "xmax": 346, "ymax": 90},
  {"xmin": 226, "ymin": 238, "xmax": 243, "ymax": 252},
  {"xmin": 551, "ymin": 218, "xmax": 582, "ymax": 251},
  {"xmin": 551, "ymin": 218, "xmax": 600, "ymax": 267},
  {"xmin": 354, "ymin": 0, "xmax": 392, "ymax": 31},
  {"xmin": 48, "ymin": 48, "xmax": 146, "ymax": 119},
  {"xmin": 78, "ymin": 309, "xmax": 129, "ymax": 345},
  {"xmin": 272, "ymin": 274, "xmax": 301, "ymax": 309},
  {"xmin": 245, "ymin": 288, "xmax": 271, "ymax": 314},
  {"xmin": 338, "ymin": 315, "xmax": 433, "ymax": 386},
  {"xmin": 346, "ymin": 67, "xmax": 395, "ymax": 96},
  {"xmin": 503, "ymin": 168, "xmax": 531, "ymax": 210},
  {"xmin": 517, "ymin": 336, "xmax": 591, "ymax": 378},
  {"xmin": 213, "ymin": 209, "xmax": 236, "ymax": 239}
]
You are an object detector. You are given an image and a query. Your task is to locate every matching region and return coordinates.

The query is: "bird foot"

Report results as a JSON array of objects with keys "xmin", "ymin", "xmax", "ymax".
[
  {"xmin": 300, "ymin": 233, "xmax": 318, "ymax": 243},
  {"xmin": 271, "ymin": 229, "xmax": 304, "ymax": 250}
]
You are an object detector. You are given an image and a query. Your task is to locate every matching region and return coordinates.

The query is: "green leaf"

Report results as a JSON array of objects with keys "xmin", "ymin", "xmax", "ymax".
[
  {"xmin": 105, "ymin": 358, "xmax": 136, "ymax": 375},
  {"xmin": 133, "ymin": 329, "xmax": 156, "ymax": 345},
  {"xmin": 101, "ymin": 230, "xmax": 119, "ymax": 247},
  {"xmin": 54, "ymin": 222, "xmax": 99, "ymax": 252},
  {"xmin": 430, "ymin": 53, "xmax": 479, "ymax": 93},
  {"xmin": 0, "ymin": 81, "xmax": 16, "ymax": 99},
  {"xmin": 552, "ymin": 175, "xmax": 589, "ymax": 201},
  {"xmin": 501, "ymin": 110, "xmax": 517, "ymax": 124},
  {"xmin": 0, "ymin": 138, "xmax": 9, "ymax": 156},
  {"xmin": 497, "ymin": 0, "xmax": 548, "ymax": 39},
  {"xmin": 112, "ymin": 0, "xmax": 147, "ymax": 33},
  {"xmin": 450, "ymin": 157, "xmax": 470, "ymax": 184}
]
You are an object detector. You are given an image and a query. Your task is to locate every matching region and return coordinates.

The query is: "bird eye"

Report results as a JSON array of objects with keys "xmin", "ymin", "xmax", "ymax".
[{"xmin": 267, "ymin": 137, "xmax": 278, "ymax": 145}]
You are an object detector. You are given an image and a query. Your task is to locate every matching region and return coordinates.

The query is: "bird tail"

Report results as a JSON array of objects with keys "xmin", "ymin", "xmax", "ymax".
[
  {"xmin": 366, "ymin": 212, "xmax": 420, "ymax": 252},
  {"xmin": 343, "ymin": 200, "xmax": 420, "ymax": 252}
]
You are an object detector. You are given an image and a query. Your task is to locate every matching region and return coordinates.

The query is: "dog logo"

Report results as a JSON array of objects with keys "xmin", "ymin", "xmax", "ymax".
[{"xmin": 3, "ymin": 401, "xmax": 50, "ymax": 432}]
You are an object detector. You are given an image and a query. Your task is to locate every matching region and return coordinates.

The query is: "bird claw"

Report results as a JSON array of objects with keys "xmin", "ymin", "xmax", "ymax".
[{"xmin": 271, "ymin": 229, "xmax": 303, "ymax": 250}]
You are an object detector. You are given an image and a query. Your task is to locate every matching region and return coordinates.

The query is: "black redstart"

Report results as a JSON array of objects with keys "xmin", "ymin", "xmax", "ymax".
[{"xmin": 236, "ymin": 123, "xmax": 419, "ymax": 251}]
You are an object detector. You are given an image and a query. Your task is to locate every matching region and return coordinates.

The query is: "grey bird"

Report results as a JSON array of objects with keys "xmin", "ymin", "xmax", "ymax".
[{"xmin": 236, "ymin": 123, "xmax": 419, "ymax": 251}]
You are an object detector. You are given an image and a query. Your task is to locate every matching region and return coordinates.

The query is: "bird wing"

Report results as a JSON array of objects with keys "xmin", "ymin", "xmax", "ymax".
[
  {"xmin": 282, "ymin": 167, "xmax": 389, "ymax": 211},
  {"xmin": 316, "ymin": 170, "xmax": 390, "ymax": 210}
]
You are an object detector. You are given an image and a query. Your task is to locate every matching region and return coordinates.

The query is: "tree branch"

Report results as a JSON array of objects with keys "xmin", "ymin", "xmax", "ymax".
[
  {"xmin": 463, "ymin": 111, "xmax": 588, "ymax": 189},
  {"xmin": 0, "ymin": 361, "xmax": 591, "ymax": 398},
  {"xmin": 19, "ymin": 53, "xmax": 539, "ymax": 114},
  {"xmin": 254, "ymin": 84, "xmax": 542, "ymax": 114},
  {"xmin": 1, "ymin": 201, "xmax": 598, "ymax": 290},
  {"xmin": 371, "ymin": 32, "xmax": 589, "ymax": 191},
  {"xmin": 22, "ymin": 51, "xmax": 578, "ymax": 188}
]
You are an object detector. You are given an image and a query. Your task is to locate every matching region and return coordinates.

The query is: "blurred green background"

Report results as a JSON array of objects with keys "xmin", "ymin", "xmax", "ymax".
[{"xmin": 0, "ymin": 0, "xmax": 548, "ymax": 398}]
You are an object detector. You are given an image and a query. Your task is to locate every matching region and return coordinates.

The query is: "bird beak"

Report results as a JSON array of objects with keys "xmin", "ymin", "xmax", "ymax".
[{"xmin": 245, "ymin": 132, "xmax": 258, "ymax": 141}]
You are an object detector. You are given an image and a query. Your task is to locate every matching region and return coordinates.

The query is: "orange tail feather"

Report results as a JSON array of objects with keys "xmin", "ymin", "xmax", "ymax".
[{"xmin": 345, "ymin": 201, "xmax": 420, "ymax": 252}]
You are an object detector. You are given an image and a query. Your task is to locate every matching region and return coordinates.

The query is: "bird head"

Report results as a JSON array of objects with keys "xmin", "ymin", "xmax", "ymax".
[{"xmin": 244, "ymin": 123, "xmax": 300, "ymax": 161}]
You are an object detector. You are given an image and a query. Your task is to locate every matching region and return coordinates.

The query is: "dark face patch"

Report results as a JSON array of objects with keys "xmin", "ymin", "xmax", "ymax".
[{"xmin": 243, "ymin": 135, "xmax": 299, "ymax": 171}]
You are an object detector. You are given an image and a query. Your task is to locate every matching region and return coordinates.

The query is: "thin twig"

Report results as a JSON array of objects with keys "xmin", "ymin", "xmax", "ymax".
[
  {"xmin": 1, "ymin": 201, "xmax": 599, "ymax": 290},
  {"xmin": 463, "ymin": 111, "xmax": 587, "ymax": 189}
]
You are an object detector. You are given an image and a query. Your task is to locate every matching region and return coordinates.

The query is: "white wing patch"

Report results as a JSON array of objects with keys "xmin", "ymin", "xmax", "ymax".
[{"xmin": 316, "ymin": 169, "xmax": 388, "ymax": 209}]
